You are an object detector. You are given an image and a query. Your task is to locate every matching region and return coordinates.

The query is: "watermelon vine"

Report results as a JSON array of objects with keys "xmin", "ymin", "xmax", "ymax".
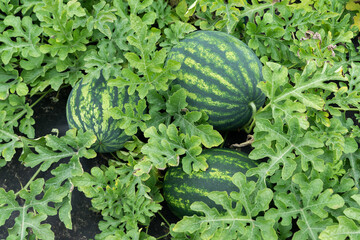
[{"xmin": 0, "ymin": 0, "xmax": 360, "ymax": 240}]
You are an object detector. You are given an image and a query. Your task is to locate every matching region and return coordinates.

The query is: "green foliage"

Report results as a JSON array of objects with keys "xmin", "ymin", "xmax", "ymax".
[
  {"xmin": 141, "ymin": 88, "xmax": 223, "ymax": 174},
  {"xmin": 0, "ymin": 95, "xmax": 35, "ymax": 166},
  {"xmin": 167, "ymin": 2, "xmax": 360, "ymax": 239},
  {"xmin": 0, "ymin": 129, "xmax": 97, "ymax": 239},
  {"xmin": 1, "ymin": 0, "xmax": 360, "ymax": 239},
  {"xmin": 265, "ymin": 175, "xmax": 344, "ymax": 239},
  {"xmin": 72, "ymin": 158, "xmax": 162, "ymax": 240},
  {"xmin": 243, "ymin": 57, "xmax": 360, "ymax": 238},
  {"xmin": 0, "ymin": 180, "xmax": 65, "ymax": 240},
  {"xmin": 109, "ymin": 99, "xmax": 151, "ymax": 136},
  {"xmin": 319, "ymin": 195, "xmax": 360, "ymax": 240},
  {"xmin": 108, "ymin": 14, "xmax": 181, "ymax": 98}
]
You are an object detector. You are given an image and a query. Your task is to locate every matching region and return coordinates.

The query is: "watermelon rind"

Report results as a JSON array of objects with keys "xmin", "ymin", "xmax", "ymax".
[
  {"xmin": 163, "ymin": 148, "xmax": 257, "ymax": 218},
  {"xmin": 167, "ymin": 30, "xmax": 266, "ymax": 131},
  {"xmin": 66, "ymin": 73, "xmax": 137, "ymax": 153}
]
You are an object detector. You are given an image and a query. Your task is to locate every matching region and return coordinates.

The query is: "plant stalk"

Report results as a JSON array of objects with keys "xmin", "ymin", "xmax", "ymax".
[{"xmin": 14, "ymin": 167, "xmax": 42, "ymax": 197}]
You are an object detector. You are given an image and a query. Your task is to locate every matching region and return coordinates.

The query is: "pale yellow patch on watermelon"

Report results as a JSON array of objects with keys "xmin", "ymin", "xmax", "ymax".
[
  {"xmin": 74, "ymin": 83, "xmax": 92, "ymax": 129},
  {"xmin": 182, "ymin": 184, "xmax": 209, "ymax": 196},
  {"xmin": 101, "ymin": 90, "xmax": 112, "ymax": 130},
  {"xmin": 183, "ymin": 57, "xmax": 237, "ymax": 93},
  {"xmin": 184, "ymin": 57, "xmax": 199, "ymax": 68},
  {"xmin": 238, "ymin": 64, "xmax": 252, "ymax": 88},
  {"xmin": 184, "ymin": 45, "xmax": 197, "ymax": 54},
  {"xmin": 174, "ymin": 53, "xmax": 186, "ymax": 62},
  {"xmin": 208, "ymin": 168, "xmax": 232, "ymax": 181},
  {"xmin": 249, "ymin": 61, "xmax": 261, "ymax": 80},
  {"xmin": 225, "ymin": 51, "xmax": 238, "ymax": 62},
  {"xmin": 218, "ymin": 43, "xmax": 228, "ymax": 52},
  {"xmin": 236, "ymin": 44, "xmax": 254, "ymax": 62}
]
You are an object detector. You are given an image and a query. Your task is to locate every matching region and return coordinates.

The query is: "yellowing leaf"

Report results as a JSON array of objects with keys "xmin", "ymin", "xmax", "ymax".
[
  {"xmin": 346, "ymin": 0, "xmax": 360, "ymax": 11},
  {"xmin": 353, "ymin": 13, "xmax": 360, "ymax": 30}
]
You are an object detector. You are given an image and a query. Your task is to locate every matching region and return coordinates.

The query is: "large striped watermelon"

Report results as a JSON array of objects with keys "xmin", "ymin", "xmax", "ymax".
[
  {"xmin": 167, "ymin": 30, "xmax": 265, "ymax": 131},
  {"xmin": 163, "ymin": 148, "xmax": 257, "ymax": 218},
  {"xmin": 66, "ymin": 73, "xmax": 138, "ymax": 153}
]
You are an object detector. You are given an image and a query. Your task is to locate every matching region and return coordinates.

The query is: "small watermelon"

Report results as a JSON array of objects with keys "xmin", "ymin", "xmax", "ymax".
[
  {"xmin": 66, "ymin": 73, "xmax": 137, "ymax": 153},
  {"xmin": 163, "ymin": 148, "xmax": 257, "ymax": 218},
  {"xmin": 167, "ymin": 30, "xmax": 265, "ymax": 131}
]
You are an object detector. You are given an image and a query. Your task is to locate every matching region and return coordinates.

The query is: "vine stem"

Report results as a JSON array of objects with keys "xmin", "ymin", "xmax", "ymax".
[
  {"xmin": 14, "ymin": 166, "xmax": 42, "ymax": 197},
  {"xmin": 30, "ymin": 89, "xmax": 53, "ymax": 108},
  {"xmin": 4, "ymin": 89, "xmax": 53, "ymax": 128},
  {"xmin": 156, "ymin": 232, "xmax": 171, "ymax": 240},
  {"xmin": 243, "ymin": 101, "xmax": 257, "ymax": 134},
  {"xmin": 330, "ymin": 107, "xmax": 359, "ymax": 111},
  {"xmin": 157, "ymin": 211, "xmax": 171, "ymax": 227}
]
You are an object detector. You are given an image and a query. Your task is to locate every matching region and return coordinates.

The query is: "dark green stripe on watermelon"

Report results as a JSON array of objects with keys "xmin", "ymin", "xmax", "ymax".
[
  {"xmin": 163, "ymin": 148, "xmax": 257, "ymax": 218},
  {"xmin": 167, "ymin": 30, "xmax": 265, "ymax": 131},
  {"xmin": 66, "ymin": 73, "xmax": 138, "ymax": 153}
]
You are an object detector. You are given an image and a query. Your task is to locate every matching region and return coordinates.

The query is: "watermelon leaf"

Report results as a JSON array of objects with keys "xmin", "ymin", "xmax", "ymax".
[
  {"xmin": 0, "ymin": 15, "xmax": 42, "ymax": 64},
  {"xmin": 260, "ymin": 61, "xmax": 346, "ymax": 112},
  {"xmin": 319, "ymin": 216, "xmax": 360, "ymax": 240},
  {"xmin": 185, "ymin": 0, "xmax": 275, "ymax": 33},
  {"xmin": 0, "ymin": 95, "xmax": 36, "ymax": 166},
  {"xmin": 86, "ymin": 1, "xmax": 117, "ymax": 39},
  {"xmin": 72, "ymin": 158, "xmax": 162, "ymax": 240},
  {"xmin": 167, "ymin": 88, "xmax": 223, "ymax": 148},
  {"xmin": 38, "ymin": 0, "xmax": 90, "ymax": 60},
  {"xmin": 0, "ymin": 189, "xmax": 19, "ymax": 226},
  {"xmin": 273, "ymin": 62, "xmax": 345, "ymax": 109},
  {"xmin": 109, "ymin": 98, "xmax": 151, "ymax": 136},
  {"xmin": 141, "ymin": 123, "xmax": 207, "ymax": 173},
  {"xmin": 23, "ymin": 129, "xmax": 96, "ymax": 171},
  {"xmin": 265, "ymin": 175, "xmax": 344, "ymax": 239},
  {"xmin": 109, "ymin": 14, "xmax": 180, "ymax": 99},
  {"xmin": 8, "ymin": 213, "xmax": 54, "ymax": 240},
  {"xmin": 83, "ymin": 40, "xmax": 124, "ymax": 83},
  {"xmin": 127, "ymin": 0, "xmax": 153, "ymax": 13},
  {"xmin": 174, "ymin": 112, "xmax": 223, "ymax": 149},
  {"xmin": 343, "ymin": 149, "xmax": 360, "ymax": 191},
  {"xmin": 0, "ymin": 95, "xmax": 35, "ymax": 138},
  {"xmin": 0, "ymin": 128, "xmax": 23, "ymax": 165},
  {"xmin": 147, "ymin": 0, "xmax": 173, "ymax": 29},
  {"xmin": 0, "ymin": 129, "xmax": 98, "ymax": 237},
  {"xmin": 249, "ymin": 116, "xmax": 325, "ymax": 182},
  {"xmin": 0, "ymin": 179, "xmax": 70, "ymax": 240},
  {"xmin": 311, "ymin": 117, "xmax": 352, "ymax": 161},
  {"xmin": 319, "ymin": 194, "xmax": 360, "ymax": 239},
  {"xmin": 325, "ymin": 62, "xmax": 360, "ymax": 114},
  {"xmin": 160, "ymin": 20, "xmax": 197, "ymax": 49},
  {"xmin": 141, "ymin": 88, "xmax": 222, "ymax": 173},
  {"xmin": 208, "ymin": 0, "xmax": 242, "ymax": 33},
  {"xmin": 166, "ymin": 88, "xmax": 188, "ymax": 115}
]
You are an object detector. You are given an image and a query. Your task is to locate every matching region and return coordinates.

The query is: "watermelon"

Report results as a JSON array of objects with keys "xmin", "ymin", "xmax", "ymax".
[
  {"xmin": 167, "ymin": 30, "xmax": 265, "ymax": 131},
  {"xmin": 66, "ymin": 73, "xmax": 137, "ymax": 153},
  {"xmin": 163, "ymin": 148, "xmax": 257, "ymax": 218}
]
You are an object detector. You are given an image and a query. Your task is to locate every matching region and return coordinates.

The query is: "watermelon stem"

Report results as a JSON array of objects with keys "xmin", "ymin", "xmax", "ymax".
[
  {"xmin": 155, "ymin": 232, "xmax": 171, "ymax": 240},
  {"xmin": 157, "ymin": 211, "xmax": 171, "ymax": 227},
  {"xmin": 4, "ymin": 86, "xmax": 50, "ymax": 128},
  {"xmin": 243, "ymin": 101, "xmax": 257, "ymax": 134},
  {"xmin": 30, "ymin": 89, "xmax": 53, "ymax": 108},
  {"xmin": 14, "ymin": 166, "xmax": 42, "ymax": 197}
]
